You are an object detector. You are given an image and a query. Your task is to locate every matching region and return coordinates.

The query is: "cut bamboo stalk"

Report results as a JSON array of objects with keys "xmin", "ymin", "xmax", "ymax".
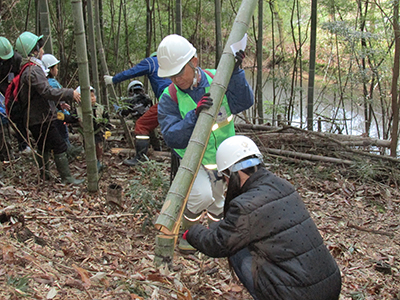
[{"xmin": 154, "ymin": 0, "xmax": 258, "ymax": 265}]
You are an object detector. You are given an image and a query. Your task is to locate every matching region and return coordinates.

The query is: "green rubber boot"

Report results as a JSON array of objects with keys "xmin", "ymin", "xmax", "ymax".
[
  {"xmin": 178, "ymin": 211, "xmax": 201, "ymax": 254},
  {"xmin": 54, "ymin": 152, "xmax": 84, "ymax": 185},
  {"xmin": 0, "ymin": 161, "xmax": 4, "ymax": 179},
  {"xmin": 66, "ymin": 144, "xmax": 83, "ymax": 162}
]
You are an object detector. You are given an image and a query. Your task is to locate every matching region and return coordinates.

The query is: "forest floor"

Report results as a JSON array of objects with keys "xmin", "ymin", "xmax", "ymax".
[{"xmin": 0, "ymin": 127, "xmax": 399, "ymax": 300}]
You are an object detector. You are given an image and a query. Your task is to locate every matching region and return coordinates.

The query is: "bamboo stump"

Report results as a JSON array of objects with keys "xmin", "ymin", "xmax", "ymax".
[
  {"xmin": 154, "ymin": 234, "xmax": 176, "ymax": 267},
  {"xmin": 106, "ymin": 183, "xmax": 123, "ymax": 208}
]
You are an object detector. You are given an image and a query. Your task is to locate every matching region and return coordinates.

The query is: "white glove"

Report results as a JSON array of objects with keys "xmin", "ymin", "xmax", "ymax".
[{"xmin": 104, "ymin": 75, "xmax": 113, "ymax": 85}]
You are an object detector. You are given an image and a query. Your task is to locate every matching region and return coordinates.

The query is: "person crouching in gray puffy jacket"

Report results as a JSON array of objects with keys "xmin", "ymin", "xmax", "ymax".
[{"xmin": 184, "ymin": 135, "xmax": 342, "ymax": 300}]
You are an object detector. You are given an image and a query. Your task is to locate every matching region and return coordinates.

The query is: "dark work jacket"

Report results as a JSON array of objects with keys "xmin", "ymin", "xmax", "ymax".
[
  {"xmin": 187, "ymin": 168, "xmax": 341, "ymax": 300},
  {"xmin": 19, "ymin": 60, "xmax": 74, "ymax": 127},
  {"xmin": 0, "ymin": 52, "xmax": 22, "ymax": 95}
]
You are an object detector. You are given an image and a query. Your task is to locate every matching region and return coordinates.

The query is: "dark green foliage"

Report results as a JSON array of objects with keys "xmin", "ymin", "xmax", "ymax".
[
  {"xmin": 125, "ymin": 160, "xmax": 170, "ymax": 231},
  {"xmin": 6, "ymin": 275, "xmax": 31, "ymax": 297}
]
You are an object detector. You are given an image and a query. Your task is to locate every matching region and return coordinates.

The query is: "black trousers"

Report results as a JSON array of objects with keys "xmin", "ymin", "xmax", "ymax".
[
  {"xmin": 0, "ymin": 123, "xmax": 12, "ymax": 161},
  {"xmin": 15, "ymin": 119, "xmax": 30, "ymax": 151},
  {"xmin": 30, "ymin": 121, "xmax": 68, "ymax": 154}
]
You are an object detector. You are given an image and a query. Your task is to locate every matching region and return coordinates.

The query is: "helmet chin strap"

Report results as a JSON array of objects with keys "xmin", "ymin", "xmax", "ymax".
[{"xmin": 188, "ymin": 61, "xmax": 200, "ymax": 90}]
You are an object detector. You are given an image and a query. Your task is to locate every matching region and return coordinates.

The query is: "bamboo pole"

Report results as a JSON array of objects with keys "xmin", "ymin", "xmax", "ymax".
[
  {"xmin": 87, "ymin": 0, "xmax": 101, "ymax": 103},
  {"xmin": 154, "ymin": 0, "xmax": 258, "ymax": 263},
  {"xmin": 38, "ymin": 0, "xmax": 53, "ymax": 54},
  {"xmin": 71, "ymin": 0, "xmax": 99, "ymax": 191}
]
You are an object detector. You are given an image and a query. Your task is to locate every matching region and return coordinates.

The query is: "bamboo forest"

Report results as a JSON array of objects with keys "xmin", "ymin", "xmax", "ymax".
[{"xmin": 0, "ymin": 0, "xmax": 399, "ymax": 299}]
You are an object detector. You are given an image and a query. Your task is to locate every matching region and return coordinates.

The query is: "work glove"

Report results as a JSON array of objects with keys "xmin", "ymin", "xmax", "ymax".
[
  {"xmin": 234, "ymin": 50, "xmax": 245, "ymax": 70},
  {"xmin": 195, "ymin": 93, "xmax": 213, "ymax": 116},
  {"xmin": 57, "ymin": 112, "xmax": 65, "ymax": 121},
  {"xmin": 103, "ymin": 131, "xmax": 112, "ymax": 140},
  {"xmin": 119, "ymin": 109, "xmax": 130, "ymax": 117},
  {"xmin": 64, "ymin": 114, "xmax": 80, "ymax": 124},
  {"xmin": 104, "ymin": 75, "xmax": 114, "ymax": 85}
]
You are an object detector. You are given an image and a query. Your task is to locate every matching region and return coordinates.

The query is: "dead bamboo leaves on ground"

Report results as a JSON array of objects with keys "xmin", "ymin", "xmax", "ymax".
[{"xmin": 0, "ymin": 131, "xmax": 399, "ymax": 299}]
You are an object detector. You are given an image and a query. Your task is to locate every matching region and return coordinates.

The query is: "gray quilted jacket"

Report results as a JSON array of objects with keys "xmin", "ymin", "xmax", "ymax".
[{"xmin": 187, "ymin": 168, "xmax": 341, "ymax": 300}]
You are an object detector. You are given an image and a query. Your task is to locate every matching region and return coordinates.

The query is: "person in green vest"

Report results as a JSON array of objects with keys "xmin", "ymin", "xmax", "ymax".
[{"xmin": 157, "ymin": 34, "xmax": 254, "ymax": 253}]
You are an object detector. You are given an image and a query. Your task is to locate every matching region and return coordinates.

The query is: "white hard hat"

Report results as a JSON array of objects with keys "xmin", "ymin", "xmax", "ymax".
[
  {"xmin": 157, "ymin": 34, "xmax": 196, "ymax": 78},
  {"xmin": 216, "ymin": 135, "xmax": 262, "ymax": 173},
  {"xmin": 127, "ymin": 80, "xmax": 144, "ymax": 94},
  {"xmin": 41, "ymin": 54, "xmax": 60, "ymax": 68},
  {"xmin": 75, "ymin": 86, "xmax": 95, "ymax": 94}
]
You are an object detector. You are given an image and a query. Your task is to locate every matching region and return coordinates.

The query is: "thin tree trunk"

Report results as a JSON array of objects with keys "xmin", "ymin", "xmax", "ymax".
[
  {"xmin": 146, "ymin": 0, "xmax": 153, "ymax": 57},
  {"xmin": 123, "ymin": 0, "xmax": 130, "ymax": 63},
  {"xmin": 269, "ymin": 0, "xmax": 284, "ymax": 53},
  {"xmin": 256, "ymin": 0, "xmax": 263, "ymax": 124},
  {"xmin": 37, "ymin": 0, "xmax": 53, "ymax": 54},
  {"xmin": 71, "ymin": 0, "xmax": 98, "ymax": 191},
  {"xmin": 94, "ymin": 0, "xmax": 110, "ymax": 110},
  {"xmin": 114, "ymin": 0, "xmax": 123, "ymax": 67},
  {"xmin": 269, "ymin": 0, "xmax": 277, "ymax": 125},
  {"xmin": 390, "ymin": 0, "xmax": 400, "ymax": 156},
  {"xmin": 330, "ymin": 9, "xmax": 347, "ymax": 135},
  {"xmin": 358, "ymin": 0, "xmax": 371, "ymax": 135},
  {"xmin": 25, "ymin": 0, "xmax": 33, "ymax": 31},
  {"xmin": 175, "ymin": 0, "xmax": 181, "ymax": 35},
  {"xmin": 87, "ymin": 0, "xmax": 101, "ymax": 104},
  {"xmin": 215, "ymin": 0, "xmax": 222, "ymax": 67},
  {"xmin": 288, "ymin": 0, "xmax": 298, "ymax": 125},
  {"xmin": 145, "ymin": 0, "xmax": 154, "ymax": 93},
  {"xmin": 297, "ymin": 0, "xmax": 304, "ymax": 128},
  {"xmin": 307, "ymin": 0, "xmax": 317, "ymax": 131}
]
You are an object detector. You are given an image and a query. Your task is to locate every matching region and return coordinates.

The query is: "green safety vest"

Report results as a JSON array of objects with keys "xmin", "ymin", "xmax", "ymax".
[{"xmin": 165, "ymin": 69, "xmax": 235, "ymax": 169}]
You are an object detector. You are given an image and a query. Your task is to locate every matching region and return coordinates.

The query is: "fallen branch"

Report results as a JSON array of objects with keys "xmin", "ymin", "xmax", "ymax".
[
  {"xmin": 25, "ymin": 213, "xmax": 137, "ymax": 220},
  {"xmin": 265, "ymin": 148, "xmax": 353, "ymax": 165},
  {"xmin": 347, "ymin": 223, "xmax": 394, "ymax": 238},
  {"xmin": 279, "ymin": 126, "xmax": 400, "ymax": 164},
  {"xmin": 235, "ymin": 123, "xmax": 278, "ymax": 132}
]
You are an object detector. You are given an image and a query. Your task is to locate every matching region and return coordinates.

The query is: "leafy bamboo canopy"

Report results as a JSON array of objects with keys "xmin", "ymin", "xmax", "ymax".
[{"xmin": 155, "ymin": 0, "xmax": 258, "ymax": 235}]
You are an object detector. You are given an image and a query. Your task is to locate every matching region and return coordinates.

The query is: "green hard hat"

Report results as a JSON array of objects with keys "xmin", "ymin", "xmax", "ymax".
[
  {"xmin": 150, "ymin": 51, "xmax": 157, "ymax": 57},
  {"xmin": 15, "ymin": 31, "xmax": 44, "ymax": 57},
  {"xmin": 0, "ymin": 37, "xmax": 14, "ymax": 60}
]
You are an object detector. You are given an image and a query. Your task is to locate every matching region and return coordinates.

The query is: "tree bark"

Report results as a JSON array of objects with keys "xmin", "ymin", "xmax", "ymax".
[
  {"xmin": 87, "ymin": 0, "xmax": 101, "ymax": 104},
  {"xmin": 71, "ymin": 0, "xmax": 99, "ymax": 191},
  {"xmin": 37, "ymin": 0, "xmax": 53, "ymax": 54},
  {"xmin": 307, "ymin": 0, "xmax": 317, "ymax": 131},
  {"xmin": 390, "ymin": 0, "xmax": 400, "ymax": 156},
  {"xmin": 175, "ymin": 0, "xmax": 181, "ymax": 35},
  {"xmin": 215, "ymin": 0, "xmax": 222, "ymax": 67},
  {"xmin": 256, "ymin": 0, "xmax": 263, "ymax": 124}
]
